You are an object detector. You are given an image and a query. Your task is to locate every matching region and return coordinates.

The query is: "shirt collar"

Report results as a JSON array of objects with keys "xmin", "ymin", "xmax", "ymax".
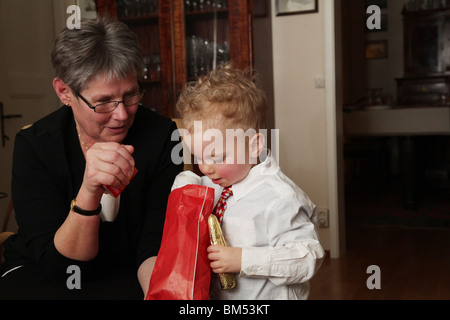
[{"xmin": 230, "ymin": 152, "xmax": 279, "ymax": 202}]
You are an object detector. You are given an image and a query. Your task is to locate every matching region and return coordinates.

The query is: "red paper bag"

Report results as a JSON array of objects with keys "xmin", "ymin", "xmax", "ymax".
[{"xmin": 145, "ymin": 184, "xmax": 214, "ymax": 300}]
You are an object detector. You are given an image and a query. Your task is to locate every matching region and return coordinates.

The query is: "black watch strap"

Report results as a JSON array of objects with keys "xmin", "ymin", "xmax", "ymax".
[{"xmin": 70, "ymin": 199, "xmax": 102, "ymax": 216}]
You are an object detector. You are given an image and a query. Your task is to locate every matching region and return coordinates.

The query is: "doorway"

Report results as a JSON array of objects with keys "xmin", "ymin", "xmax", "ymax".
[
  {"xmin": 340, "ymin": 0, "xmax": 450, "ymax": 231},
  {"xmin": 0, "ymin": 0, "xmax": 59, "ymax": 231}
]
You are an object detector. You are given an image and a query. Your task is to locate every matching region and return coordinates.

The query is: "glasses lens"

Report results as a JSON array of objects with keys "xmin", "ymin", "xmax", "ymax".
[
  {"xmin": 93, "ymin": 93, "xmax": 143, "ymax": 113},
  {"xmin": 95, "ymin": 102, "xmax": 118, "ymax": 113},
  {"xmin": 123, "ymin": 93, "xmax": 143, "ymax": 106}
]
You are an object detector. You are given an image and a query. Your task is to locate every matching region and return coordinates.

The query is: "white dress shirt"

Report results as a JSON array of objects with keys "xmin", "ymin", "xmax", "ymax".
[{"xmin": 171, "ymin": 154, "xmax": 325, "ymax": 300}]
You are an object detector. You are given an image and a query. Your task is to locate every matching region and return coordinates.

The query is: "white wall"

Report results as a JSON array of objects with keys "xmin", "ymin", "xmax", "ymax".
[
  {"xmin": 0, "ymin": 1, "xmax": 95, "ymax": 231},
  {"xmin": 271, "ymin": 0, "xmax": 332, "ymax": 250},
  {"xmin": 0, "ymin": 0, "xmax": 58, "ymax": 231}
]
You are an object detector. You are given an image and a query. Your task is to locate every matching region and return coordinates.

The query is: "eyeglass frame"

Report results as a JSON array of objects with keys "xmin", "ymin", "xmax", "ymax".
[{"xmin": 74, "ymin": 85, "xmax": 145, "ymax": 113}]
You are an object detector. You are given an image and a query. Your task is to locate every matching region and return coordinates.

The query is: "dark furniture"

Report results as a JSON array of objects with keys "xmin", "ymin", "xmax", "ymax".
[{"xmin": 397, "ymin": 7, "xmax": 450, "ymax": 106}]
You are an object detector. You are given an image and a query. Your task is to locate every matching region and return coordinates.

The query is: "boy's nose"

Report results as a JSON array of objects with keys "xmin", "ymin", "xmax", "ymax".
[{"xmin": 201, "ymin": 162, "xmax": 214, "ymax": 174}]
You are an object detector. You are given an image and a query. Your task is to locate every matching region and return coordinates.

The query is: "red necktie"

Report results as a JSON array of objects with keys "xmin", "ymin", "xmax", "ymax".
[{"xmin": 213, "ymin": 186, "xmax": 233, "ymax": 223}]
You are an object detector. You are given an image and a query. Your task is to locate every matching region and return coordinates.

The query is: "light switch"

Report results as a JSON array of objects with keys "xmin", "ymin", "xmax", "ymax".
[{"xmin": 315, "ymin": 76, "xmax": 325, "ymax": 88}]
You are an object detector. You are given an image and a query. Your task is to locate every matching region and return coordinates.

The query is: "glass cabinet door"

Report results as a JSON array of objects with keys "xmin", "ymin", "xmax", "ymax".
[
  {"xmin": 184, "ymin": 0, "xmax": 230, "ymax": 80},
  {"xmin": 114, "ymin": 0, "xmax": 165, "ymax": 114},
  {"xmin": 172, "ymin": 0, "xmax": 252, "ymax": 98}
]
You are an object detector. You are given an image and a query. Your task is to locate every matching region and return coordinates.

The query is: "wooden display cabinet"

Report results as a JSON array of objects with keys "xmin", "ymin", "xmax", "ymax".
[{"xmin": 96, "ymin": 0, "xmax": 253, "ymax": 117}]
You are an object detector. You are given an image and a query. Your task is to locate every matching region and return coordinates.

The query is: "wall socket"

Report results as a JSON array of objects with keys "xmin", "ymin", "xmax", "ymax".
[{"xmin": 318, "ymin": 209, "xmax": 329, "ymax": 228}]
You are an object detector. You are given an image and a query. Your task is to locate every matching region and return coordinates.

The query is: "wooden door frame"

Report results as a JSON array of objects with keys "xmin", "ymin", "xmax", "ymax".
[{"xmin": 324, "ymin": 0, "xmax": 345, "ymax": 258}]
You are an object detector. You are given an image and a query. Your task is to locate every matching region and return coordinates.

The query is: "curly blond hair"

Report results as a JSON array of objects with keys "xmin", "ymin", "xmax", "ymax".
[{"xmin": 176, "ymin": 63, "xmax": 267, "ymax": 132}]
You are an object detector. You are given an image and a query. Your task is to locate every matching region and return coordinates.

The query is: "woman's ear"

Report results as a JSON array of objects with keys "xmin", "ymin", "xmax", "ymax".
[
  {"xmin": 249, "ymin": 132, "xmax": 266, "ymax": 160},
  {"xmin": 52, "ymin": 77, "xmax": 73, "ymax": 106}
]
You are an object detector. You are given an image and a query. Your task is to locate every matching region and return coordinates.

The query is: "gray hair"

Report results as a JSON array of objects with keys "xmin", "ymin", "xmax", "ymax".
[{"xmin": 51, "ymin": 17, "xmax": 143, "ymax": 94}]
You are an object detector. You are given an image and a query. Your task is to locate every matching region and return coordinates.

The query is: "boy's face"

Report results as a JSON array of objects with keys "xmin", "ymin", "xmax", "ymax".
[{"xmin": 184, "ymin": 124, "xmax": 260, "ymax": 187}]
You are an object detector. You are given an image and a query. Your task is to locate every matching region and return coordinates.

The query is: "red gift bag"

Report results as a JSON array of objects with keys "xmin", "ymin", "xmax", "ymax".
[{"xmin": 145, "ymin": 184, "xmax": 214, "ymax": 300}]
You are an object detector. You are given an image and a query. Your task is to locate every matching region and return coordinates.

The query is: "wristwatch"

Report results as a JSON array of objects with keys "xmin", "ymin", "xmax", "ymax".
[{"xmin": 70, "ymin": 199, "xmax": 102, "ymax": 216}]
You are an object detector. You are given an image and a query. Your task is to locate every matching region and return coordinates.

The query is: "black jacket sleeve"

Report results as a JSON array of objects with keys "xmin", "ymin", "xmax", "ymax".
[{"xmin": 8, "ymin": 122, "xmax": 93, "ymax": 284}]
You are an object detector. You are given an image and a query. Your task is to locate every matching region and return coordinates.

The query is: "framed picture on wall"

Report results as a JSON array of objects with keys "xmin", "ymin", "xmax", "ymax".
[
  {"xmin": 276, "ymin": 0, "xmax": 318, "ymax": 16},
  {"xmin": 365, "ymin": 40, "xmax": 388, "ymax": 59}
]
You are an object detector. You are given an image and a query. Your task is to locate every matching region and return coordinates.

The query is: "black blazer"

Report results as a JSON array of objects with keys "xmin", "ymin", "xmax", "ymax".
[{"xmin": 4, "ymin": 106, "xmax": 182, "ymax": 283}]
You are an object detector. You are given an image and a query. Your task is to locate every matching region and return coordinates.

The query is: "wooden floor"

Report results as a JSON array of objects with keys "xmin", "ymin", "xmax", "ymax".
[{"xmin": 309, "ymin": 225, "xmax": 450, "ymax": 300}]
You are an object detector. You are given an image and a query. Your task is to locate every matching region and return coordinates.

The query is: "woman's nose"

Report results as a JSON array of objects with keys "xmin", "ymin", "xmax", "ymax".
[{"xmin": 112, "ymin": 102, "xmax": 129, "ymax": 120}]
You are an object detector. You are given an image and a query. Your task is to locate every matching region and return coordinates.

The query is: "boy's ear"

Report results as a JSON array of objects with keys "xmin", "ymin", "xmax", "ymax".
[
  {"xmin": 53, "ymin": 77, "xmax": 73, "ymax": 106},
  {"xmin": 250, "ymin": 133, "xmax": 266, "ymax": 159}
]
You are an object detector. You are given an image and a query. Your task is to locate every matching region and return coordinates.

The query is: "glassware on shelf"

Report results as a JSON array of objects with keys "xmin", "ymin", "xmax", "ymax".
[
  {"xmin": 142, "ymin": 53, "xmax": 161, "ymax": 81},
  {"xmin": 143, "ymin": 55, "xmax": 151, "ymax": 80},
  {"xmin": 117, "ymin": 0, "xmax": 159, "ymax": 19},
  {"xmin": 187, "ymin": 35, "xmax": 201, "ymax": 78},
  {"xmin": 186, "ymin": 35, "xmax": 230, "ymax": 79},
  {"xmin": 216, "ymin": 40, "xmax": 230, "ymax": 67},
  {"xmin": 184, "ymin": 0, "xmax": 228, "ymax": 12},
  {"xmin": 150, "ymin": 53, "xmax": 161, "ymax": 80},
  {"xmin": 366, "ymin": 88, "xmax": 383, "ymax": 106}
]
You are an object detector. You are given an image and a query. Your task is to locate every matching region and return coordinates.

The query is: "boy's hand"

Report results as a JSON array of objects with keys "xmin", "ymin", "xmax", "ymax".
[{"xmin": 207, "ymin": 245, "xmax": 242, "ymax": 274}]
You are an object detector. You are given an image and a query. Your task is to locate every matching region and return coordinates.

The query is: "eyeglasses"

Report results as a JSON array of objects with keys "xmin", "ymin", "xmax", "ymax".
[{"xmin": 76, "ymin": 90, "xmax": 144, "ymax": 113}]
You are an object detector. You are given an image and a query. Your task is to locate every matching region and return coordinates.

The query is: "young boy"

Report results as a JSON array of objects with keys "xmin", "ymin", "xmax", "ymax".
[{"xmin": 172, "ymin": 63, "xmax": 325, "ymax": 300}]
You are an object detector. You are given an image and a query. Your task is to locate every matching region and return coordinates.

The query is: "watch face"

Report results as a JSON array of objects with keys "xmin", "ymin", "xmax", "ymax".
[{"xmin": 70, "ymin": 199, "xmax": 76, "ymax": 211}]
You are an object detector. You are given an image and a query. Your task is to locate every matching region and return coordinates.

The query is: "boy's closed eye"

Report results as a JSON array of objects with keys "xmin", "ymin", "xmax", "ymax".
[
  {"xmin": 199, "ymin": 153, "xmax": 226, "ymax": 164},
  {"xmin": 212, "ymin": 154, "xmax": 226, "ymax": 164}
]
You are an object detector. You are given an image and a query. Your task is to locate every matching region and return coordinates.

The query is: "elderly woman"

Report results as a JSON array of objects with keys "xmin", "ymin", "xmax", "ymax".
[{"xmin": 0, "ymin": 18, "xmax": 182, "ymax": 299}]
